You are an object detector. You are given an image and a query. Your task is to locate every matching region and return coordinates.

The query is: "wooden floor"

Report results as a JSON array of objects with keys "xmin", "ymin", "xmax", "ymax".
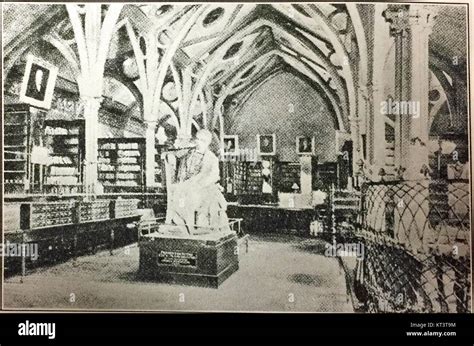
[{"xmin": 3, "ymin": 234, "xmax": 353, "ymax": 312}]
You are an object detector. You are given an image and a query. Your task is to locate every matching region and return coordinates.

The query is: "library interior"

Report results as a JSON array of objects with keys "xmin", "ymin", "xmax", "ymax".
[{"xmin": 2, "ymin": 3, "xmax": 470, "ymax": 313}]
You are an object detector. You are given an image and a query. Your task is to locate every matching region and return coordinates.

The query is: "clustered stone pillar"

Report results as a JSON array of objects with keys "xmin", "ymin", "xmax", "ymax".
[
  {"xmin": 368, "ymin": 4, "xmax": 392, "ymax": 179},
  {"xmin": 82, "ymin": 95, "xmax": 102, "ymax": 196},
  {"xmin": 385, "ymin": 4, "xmax": 437, "ymax": 180},
  {"xmin": 67, "ymin": 4, "xmax": 123, "ymax": 196},
  {"xmin": 383, "ymin": 5, "xmax": 409, "ymax": 175},
  {"xmin": 370, "ymin": 82, "xmax": 387, "ymax": 170},
  {"xmin": 370, "ymin": 6, "xmax": 440, "ymax": 311},
  {"xmin": 382, "ymin": 5, "xmax": 438, "ymax": 253},
  {"xmin": 404, "ymin": 5, "xmax": 438, "ymax": 180}
]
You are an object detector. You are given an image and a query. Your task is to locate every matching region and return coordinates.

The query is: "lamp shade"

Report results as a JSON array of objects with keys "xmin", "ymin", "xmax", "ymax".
[{"xmin": 440, "ymin": 140, "xmax": 457, "ymax": 155}]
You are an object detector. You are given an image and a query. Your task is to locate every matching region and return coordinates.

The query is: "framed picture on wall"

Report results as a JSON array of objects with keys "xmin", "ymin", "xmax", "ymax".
[
  {"xmin": 19, "ymin": 54, "xmax": 59, "ymax": 110},
  {"xmin": 257, "ymin": 134, "xmax": 276, "ymax": 156},
  {"xmin": 296, "ymin": 136, "xmax": 315, "ymax": 155},
  {"xmin": 222, "ymin": 135, "xmax": 239, "ymax": 155}
]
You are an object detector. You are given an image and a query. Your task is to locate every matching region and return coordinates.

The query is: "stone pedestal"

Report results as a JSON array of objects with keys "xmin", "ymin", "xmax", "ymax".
[{"xmin": 139, "ymin": 228, "xmax": 239, "ymax": 288}]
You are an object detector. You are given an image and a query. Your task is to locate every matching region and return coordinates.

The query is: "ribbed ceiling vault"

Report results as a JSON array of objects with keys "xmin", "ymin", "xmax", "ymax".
[
  {"xmin": 114, "ymin": 3, "xmax": 364, "ymax": 132},
  {"xmin": 3, "ymin": 3, "xmax": 468, "ymax": 134}
]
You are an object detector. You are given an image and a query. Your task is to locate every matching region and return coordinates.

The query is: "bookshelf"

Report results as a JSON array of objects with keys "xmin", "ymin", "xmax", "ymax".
[
  {"xmin": 4, "ymin": 104, "xmax": 31, "ymax": 194},
  {"xmin": 229, "ymin": 162, "xmax": 246, "ymax": 195},
  {"xmin": 317, "ymin": 162, "xmax": 338, "ymax": 189},
  {"xmin": 225, "ymin": 161, "xmax": 263, "ymax": 196},
  {"xmin": 98, "ymin": 138, "xmax": 146, "ymax": 193},
  {"xmin": 275, "ymin": 162, "xmax": 301, "ymax": 193},
  {"xmin": 246, "ymin": 162, "xmax": 263, "ymax": 194},
  {"xmin": 43, "ymin": 119, "xmax": 85, "ymax": 194}
]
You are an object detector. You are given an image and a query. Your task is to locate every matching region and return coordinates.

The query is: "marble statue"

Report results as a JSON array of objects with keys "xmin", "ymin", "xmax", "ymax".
[{"xmin": 164, "ymin": 129, "xmax": 230, "ymax": 235}]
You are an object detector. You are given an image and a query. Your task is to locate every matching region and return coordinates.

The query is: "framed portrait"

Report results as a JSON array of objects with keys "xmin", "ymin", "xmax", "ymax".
[
  {"xmin": 257, "ymin": 134, "xmax": 276, "ymax": 156},
  {"xmin": 19, "ymin": 54, "xmax": 59, "ymax": 109},
  {"xmin": 222, "ymin": 135, "xmax": 239, "ymax": 155},
  {"xmin": 296, "ymin": 136, "xmax": 315, "ymax": 155}
]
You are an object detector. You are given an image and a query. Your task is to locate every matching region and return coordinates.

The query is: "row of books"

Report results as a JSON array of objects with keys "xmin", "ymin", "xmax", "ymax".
[
  {"xmin": 99, "ymin": 164, "xmax": 141, "ymax": 172},
  {"xmin": 44, "ymin": 126, "xmax": 79, "ymax": 135},
  {"xmin": 98, "ymin": 156, "xmax": 138, "ymax": 164},
  {"xmin": 45, "ymin": 176, "xmax": 80, "ymax": 185},
  {"xmin": 49, "ymin": 166, "xmax": 77, "ymax": 176},
  {"xmin": 98, "ymin": 142, "xmax": 140, "ymax": 150}
]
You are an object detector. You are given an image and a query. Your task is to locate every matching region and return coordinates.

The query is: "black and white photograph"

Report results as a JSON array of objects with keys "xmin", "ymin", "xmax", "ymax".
[
  {"xmin": 222, "ymin": 134, "xmax": 238, "ymax": 154},
  {"xmin": 257, "ymin": 134, "xmax": 276, "ymax": 156},
  {"xmin": 296, "ymin": 136, "xmax": 315, "ymax": 155},
  {"xmin": 18, "ymin": 54, "xmax": 58, "ymax": 109},
  {"xmin": 1, "ymin": 2, "xmax": 472, "ymax": 318}
]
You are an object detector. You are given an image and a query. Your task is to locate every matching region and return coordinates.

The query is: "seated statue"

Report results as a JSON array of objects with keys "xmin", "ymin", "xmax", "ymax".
[{"xmin": 164, "ymin": 129, "xmax": 230, "ymax": 235}]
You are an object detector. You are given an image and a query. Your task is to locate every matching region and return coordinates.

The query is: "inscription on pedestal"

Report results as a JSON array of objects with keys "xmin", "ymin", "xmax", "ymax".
[
  {"xmin": 139, "ymin": 230, "xmax": 239, "ymax": 288},
  {"xmin": 158, "ymin": 251, "xmax": 197, "ymax": 267}
]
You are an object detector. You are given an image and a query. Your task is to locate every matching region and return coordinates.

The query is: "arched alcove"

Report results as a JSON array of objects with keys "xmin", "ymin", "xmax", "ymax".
[{"xmin": 226, "ymin": 71, "xmax": 338, "ymax": 162}]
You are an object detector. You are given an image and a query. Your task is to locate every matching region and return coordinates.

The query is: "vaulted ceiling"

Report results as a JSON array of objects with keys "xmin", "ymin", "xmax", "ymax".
[
  {"xmin": 2, "ymin": 3, "xmax": 468, "ymax": 135},
  {"xmin": 111, "ymin": 3, "xmax": 366, "ymax": 132}
]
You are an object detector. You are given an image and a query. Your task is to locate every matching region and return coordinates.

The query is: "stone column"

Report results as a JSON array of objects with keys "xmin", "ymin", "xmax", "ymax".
[
  {"xmin": 383, "ymin": 5, "xmax": 409, "ymax": 178},
  {"xmin": 403, "ymin": 5, "xmax": 438, "ymax": 180},
  {"xmin": 370, "ymin": 82, "xmax": 387, "ymax": 168},
  {"xmin": 385, "ymin": 5, "xmax": 437, "ymax": 179},
  {"xmin": 144, "ymin": 121, "xmax": 157, "ymax": 188},
  {"xmin": 82, "ymin": 96, "xmax": 102, "ymax": 196},
  {"xmin": 367, "ymin": 4, "xmax": 392, "ymax": 181},
  {"xmin": 384, "ymin": 5, "xmax": 438, "ymax": 255},
  {"xmin": 65, "ymin": 4, "xmax": 123, "ymax": 197},
  {"xmin": 348, "ymin": 116, "xmax": 362, "ymax": 175},
  {"xmin": 396, "ymin": 7, "xmax": 437, "ymax": 258}
]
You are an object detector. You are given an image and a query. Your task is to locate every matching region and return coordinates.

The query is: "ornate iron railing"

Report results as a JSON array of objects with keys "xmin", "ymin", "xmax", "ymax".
[{"xmin": 333, "ymin": 179, "xmax": 471, "ymax": 313}]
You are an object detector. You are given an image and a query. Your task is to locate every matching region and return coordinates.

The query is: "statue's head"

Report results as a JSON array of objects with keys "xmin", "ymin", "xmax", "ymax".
[{"xmin": 195, "ymin": 129, "xmax": 213, "ymax": 152}]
